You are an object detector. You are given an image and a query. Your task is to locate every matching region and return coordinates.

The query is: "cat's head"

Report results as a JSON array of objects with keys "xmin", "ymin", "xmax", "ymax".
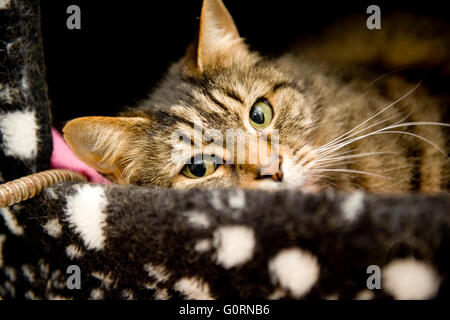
[{"xmin": 63, "ymin": 0, "xmax": 321, "ymax": 190}]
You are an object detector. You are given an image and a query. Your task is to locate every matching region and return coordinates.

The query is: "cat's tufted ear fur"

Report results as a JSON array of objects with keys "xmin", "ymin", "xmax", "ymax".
[
  {"xmin": 184, "ymin": 0, "xmax": 251, "ymax": 74},
  {"xmin": 63, "ymin": 116, "xmax": 150, "ymax": 183}
]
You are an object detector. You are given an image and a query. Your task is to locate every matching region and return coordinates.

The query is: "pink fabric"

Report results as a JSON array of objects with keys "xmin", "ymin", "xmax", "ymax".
[{"xmin": 50, "ymin": 127, "xmax": 111, "ymax": 184}]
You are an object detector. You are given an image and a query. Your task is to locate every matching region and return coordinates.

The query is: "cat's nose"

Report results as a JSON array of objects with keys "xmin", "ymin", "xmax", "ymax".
[{"xmin": 257, "ymin": 155, "xmax": 283, "ymax": 182}]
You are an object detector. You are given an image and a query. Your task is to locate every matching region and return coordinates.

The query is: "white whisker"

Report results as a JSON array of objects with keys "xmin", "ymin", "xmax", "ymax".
[
  {"xmin": 316, "ymin": 80, "xmax": 423, "ymax": 152},
  {"xmin": 380, "ymin": 121, "xmax": 450, "ymax": 130},
  {"xmin": 362, "ymin": 67, "xmax": 412, "ymax": 90},
  {"xmin": 310, "ymin": 168, "xmax": 393, "ymax": 180},
  {"xmin": 380, "ymin": 165, "xmax": 416, "ymax": 173},
  {"xmin": 316, "ymin": 112, "xmax": 409, "ymax": 156},
  {"xmin": 369, "ymin": 131, "xmax": 448, "ymax": 157},
  {"xmin": 315, "ymin": 151, "xmax": 399, "ymax": 163},
  {"xmin": 313, "ymin": 160, "xmax": 361, "ymax": 168},
  {"xmin": 317, "ymin": 128, "xmax": 448, "ymax": 160}
]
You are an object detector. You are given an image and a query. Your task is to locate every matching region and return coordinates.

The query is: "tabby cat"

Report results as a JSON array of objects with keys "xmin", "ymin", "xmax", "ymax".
[{"xmin": 63, "ymin": 0, "xmax": 449, "ymax": 193}]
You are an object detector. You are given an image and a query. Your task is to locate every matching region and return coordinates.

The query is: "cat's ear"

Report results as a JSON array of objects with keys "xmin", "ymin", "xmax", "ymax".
[
  {"xmin": 185, "ymin": 0, "xmax": 249, "ymax": 73},
  {"xmin": 63, "ymin": 116, "xmax": 150, "ymax": 182}
]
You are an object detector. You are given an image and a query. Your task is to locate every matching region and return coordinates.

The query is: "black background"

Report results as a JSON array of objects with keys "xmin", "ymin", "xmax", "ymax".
[{"xmin": 39, "ymin": 0, "xmax": 450, "ymax": 126}]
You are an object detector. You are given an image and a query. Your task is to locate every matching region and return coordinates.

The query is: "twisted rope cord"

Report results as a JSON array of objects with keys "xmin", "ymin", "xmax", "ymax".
[{"xmin": 0, "ymin": 169, "xmax": 87, "ymax": 208}]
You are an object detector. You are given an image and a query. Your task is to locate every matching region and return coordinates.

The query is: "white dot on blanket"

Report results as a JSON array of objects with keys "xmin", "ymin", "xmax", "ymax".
[
  {"xmin": 24, "ymin": 290, "xmax": 38, "ymax": 300},
  {"xmin": 91, "ymin": 272, "xmax": 114, "ymax": 289},
  {"xmin": 0, "ymin": 207, "xmax": 24, "ymax": 236},
  {"xmin": 195, "ymin": 239, "xmax": 212, "ymax": 252},
  {"xmin": 64, "ymin": 185, "xmax": 108, "ymax": 250},
  {"xmin": 227, "ymin": 189, "xmax": 246, "ymax": 209},
  {"xmin": 154, "ymin": 288, "xmax": 170, "ymax": 300},
  {"xmin": 21, "ymin": 264, "xmax": 36, "ymax": 283},
  {"xmin": 3, "ymin": 266, "xmax": 16, "ymax": 282},
  {"xmin": 0, "ymin": 110, "xmax": 38, "ymax": 159},
  {"xmin": 0, "ymin": 0, "xmax": 11, "ymax": 10},
  {"xmin": 21, "ymin": 69, "xmax": 29, "ymax": 90},
  {"xmin": 209, "ymin": 190, "xmax": 224, "ymax": 210},
  {"xmin": 43, "ymin": 218, "xmax": 62, "ymax": 238},
  {"xmin": 90, "ymin": 288, "xmax": 104, "ymax": 300},
  {"xmin": 382, "ymin": 258, "xmax": 440, "ymax": 299},
  {"xmin": 173, "ymin": 276, "xmax": 214, "ymax": 300},
  {"xmin": 213, "ymin": 225, "xmax": 255, "ymax": 269},
  {"xmin": 341, "ymin": 191, "xmax": 364, "ymax": 222},
  {"xmin": 184, "ymin": 210, "xmax": 211, "ymax": 229},
  {"xmin": 38, "ymin": 259, "xmax": 49, "ymax": 278},
  {"xmin": 50, "ymin": 270, "xmax": 66, "ymax": 290},
  {"xmin": 144, "ymin": 263, "xmax": 171, "ymax": 283},
  {"xmin": 268, "ymin": 247, "xmax": 320, "ymax": 298},
  {"xmin": 66, "ymin": 244, "xmax": 84, "ymax": 259},
  {"xmin": 45, "ymin": 187, "xmax": 58, "ymax": 200}
]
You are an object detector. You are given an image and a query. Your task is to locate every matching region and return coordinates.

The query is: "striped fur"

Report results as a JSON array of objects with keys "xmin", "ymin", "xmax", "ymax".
[{"xmin": 63, "ymin": 0, "xmax": 449, "ymax": 193}]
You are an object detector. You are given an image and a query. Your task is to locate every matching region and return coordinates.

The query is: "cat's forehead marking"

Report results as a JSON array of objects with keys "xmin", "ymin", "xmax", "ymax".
[
  {"xmin": 206, "ymin": 88, "xmax": 243, "ymax": 115},
  {"xmin": 169, "ymin": 104, "xmax": 204, "ymax": 125}
]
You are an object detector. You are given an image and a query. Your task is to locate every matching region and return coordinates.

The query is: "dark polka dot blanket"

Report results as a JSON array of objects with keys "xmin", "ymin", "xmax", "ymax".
[{"xmin": 1, "ymin": 0, "xmax": 449, "ymax": 300}]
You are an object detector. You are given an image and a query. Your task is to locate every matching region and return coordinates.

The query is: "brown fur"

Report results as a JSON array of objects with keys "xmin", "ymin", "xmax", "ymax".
[{"xmin": 63, "ymin": 0, "xmax": 449, "ymax": 193}]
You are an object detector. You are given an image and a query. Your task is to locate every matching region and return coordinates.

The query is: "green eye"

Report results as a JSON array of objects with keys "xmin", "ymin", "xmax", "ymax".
[
  {"xmin": 182, "ymin": 156, "xmax": 219, "ymax": 179},
  {"xmin": 249, "ymin": 100, "xmax": 273, "ymax": 130}
]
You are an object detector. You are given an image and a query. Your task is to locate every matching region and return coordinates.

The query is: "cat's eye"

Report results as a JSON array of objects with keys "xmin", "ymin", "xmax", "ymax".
[
  {"xmin": 249, "ymin": 100, "xmax": 273, "ymax": 130},
  {"xmin": 182, "ymin": 156, "xmax": 219, "ymax": 179}
]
